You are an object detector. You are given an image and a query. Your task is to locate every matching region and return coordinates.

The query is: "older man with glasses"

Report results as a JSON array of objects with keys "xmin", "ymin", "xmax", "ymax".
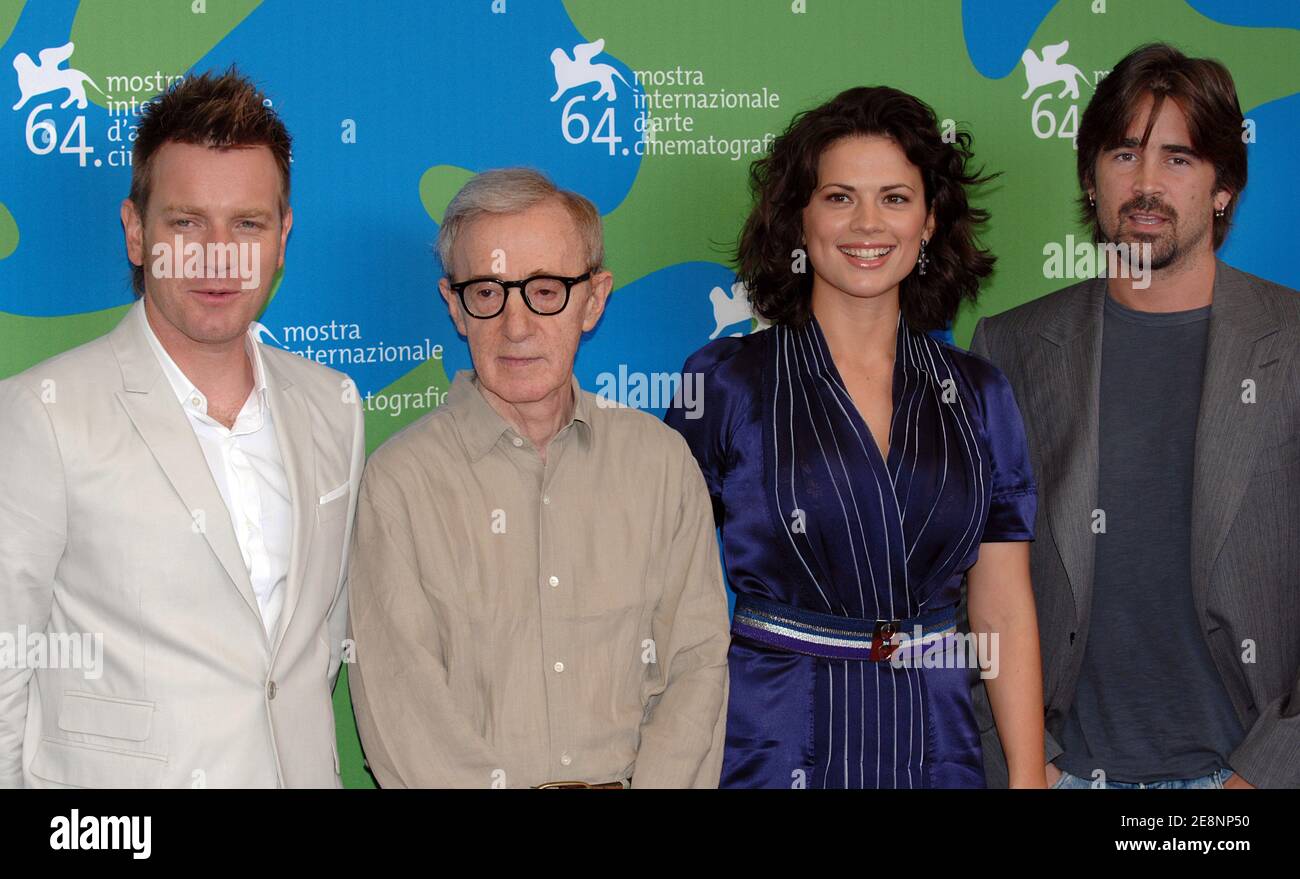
[{"xmin": 346, "ymin": 168, "xmax": 731, "ymax": 788}]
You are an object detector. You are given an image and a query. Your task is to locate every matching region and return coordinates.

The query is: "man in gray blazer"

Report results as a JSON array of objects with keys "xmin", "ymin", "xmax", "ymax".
[
  {"xmin": 971, "ymin": 44, "xmax": 1299, "ymax": 789},
  {"xmin": 0, "ymin": 70, "xmax": 364, "ymax": 787}
]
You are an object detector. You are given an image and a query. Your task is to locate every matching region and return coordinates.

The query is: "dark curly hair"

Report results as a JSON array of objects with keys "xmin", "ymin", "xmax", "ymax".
[{"xmin": 737, "ymin": 86, "xmax": 996, "ymax": 331}]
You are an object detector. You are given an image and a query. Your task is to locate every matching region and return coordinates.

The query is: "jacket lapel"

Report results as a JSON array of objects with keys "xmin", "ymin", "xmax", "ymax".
[
  {"xmin": 263, "ymin": 357, "xmax": 315, "ymax": 654},
  {"xmin": 1190, "ymin": 261, "xmax": 1288, "ymax": 614},
  {"xmin": 1026, "ymin": 277, "xmax": 1105, "ymax": 623},
  {"xmin": 110, "ymin": 301, "xmax": 264, "ymax": 630}
]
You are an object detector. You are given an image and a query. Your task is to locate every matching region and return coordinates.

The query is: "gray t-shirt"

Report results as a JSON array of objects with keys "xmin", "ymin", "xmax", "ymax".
[{"xmin": 1056, "ymin": 292, "xmax": 1244, "ymax": 784}]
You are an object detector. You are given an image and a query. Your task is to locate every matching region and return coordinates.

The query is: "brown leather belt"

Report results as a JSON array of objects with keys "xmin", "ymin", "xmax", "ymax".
[{"xmin": 533, "ymin": 779, "xmax": 629, "ymax": 789}]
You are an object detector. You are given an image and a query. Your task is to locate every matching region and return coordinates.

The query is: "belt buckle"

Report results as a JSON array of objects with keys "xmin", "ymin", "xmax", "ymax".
[
  {"xmin": 869, "ymin": 619, "xmax": 902, "ymax": 661},
  {"xmin": 534, "ymin": 780, "xmax": 594, "ymax": 789}
]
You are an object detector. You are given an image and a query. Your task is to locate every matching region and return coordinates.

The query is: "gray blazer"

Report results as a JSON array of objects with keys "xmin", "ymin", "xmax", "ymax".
[{"xmin": 969, "ymin": 260, "xmax": 1300, "ymax": 789}]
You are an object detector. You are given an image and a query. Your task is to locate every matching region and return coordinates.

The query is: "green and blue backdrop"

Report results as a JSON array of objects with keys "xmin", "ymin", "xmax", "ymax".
[{"xmin": 2, "ymin": 0, "xmax": 1297, "ymax": 787}]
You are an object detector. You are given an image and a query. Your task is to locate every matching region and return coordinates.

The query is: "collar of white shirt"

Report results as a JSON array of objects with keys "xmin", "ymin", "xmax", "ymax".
[{"xmin": 137, "ymin": 301, "xmax": 271, "ymax": 434}]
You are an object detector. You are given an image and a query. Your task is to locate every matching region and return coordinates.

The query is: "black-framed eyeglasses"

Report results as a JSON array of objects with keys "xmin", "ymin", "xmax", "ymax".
[{"xmin": 448, "ymin": 271, "xmax": 593, "ymax": 319}]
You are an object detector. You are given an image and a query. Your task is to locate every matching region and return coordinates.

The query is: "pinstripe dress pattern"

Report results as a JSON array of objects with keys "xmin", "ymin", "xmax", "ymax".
[{"xmin": 666, "ymin": 312, "xmax": 1036, "ymax": 788}]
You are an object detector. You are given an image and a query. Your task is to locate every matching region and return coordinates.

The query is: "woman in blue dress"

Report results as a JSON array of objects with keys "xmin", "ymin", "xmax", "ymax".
[{"xmin": 666, "ymin": 87, "xmax": 1048, "ymax": 788}]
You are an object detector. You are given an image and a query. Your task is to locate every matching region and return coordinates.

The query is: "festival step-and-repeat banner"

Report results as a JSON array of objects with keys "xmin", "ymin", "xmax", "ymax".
[{"xmin": 2, "ymin": 0, "xmax": 1297, "ymax": 787}]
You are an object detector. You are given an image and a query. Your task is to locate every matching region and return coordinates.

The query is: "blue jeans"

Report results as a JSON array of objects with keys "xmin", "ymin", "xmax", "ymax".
[{"xmin": 1051, "ymin": 766, "xmax": 1234, "ymax": 789}]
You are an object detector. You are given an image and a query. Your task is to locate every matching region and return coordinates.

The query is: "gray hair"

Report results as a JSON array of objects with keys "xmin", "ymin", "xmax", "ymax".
[{"xmin": 436, "ymin": 167, "xmax": 604, "ymax": 277}]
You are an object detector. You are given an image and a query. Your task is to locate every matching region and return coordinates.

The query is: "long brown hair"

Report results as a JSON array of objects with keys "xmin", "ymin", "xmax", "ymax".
[{"xmin": 1076, "ymin": 43, "xmax": 1246, "ymax": 249}]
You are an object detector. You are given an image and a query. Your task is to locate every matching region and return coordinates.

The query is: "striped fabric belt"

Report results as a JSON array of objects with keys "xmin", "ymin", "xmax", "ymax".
[{"xmin": 732, "ymin": 594, "xmax": 958, "ymax": 662}]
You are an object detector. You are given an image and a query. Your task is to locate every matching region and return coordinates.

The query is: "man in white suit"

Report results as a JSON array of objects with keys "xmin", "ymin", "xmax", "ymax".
[{"xmin": 0, "ymin": 69, "xmax": 364, "ymax": 788}]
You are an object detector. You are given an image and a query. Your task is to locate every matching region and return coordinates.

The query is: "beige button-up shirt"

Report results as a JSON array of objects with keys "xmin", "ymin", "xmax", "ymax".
[{"xmin": 347, "ymin": 369, "xmax": 730, "ymax": 788}]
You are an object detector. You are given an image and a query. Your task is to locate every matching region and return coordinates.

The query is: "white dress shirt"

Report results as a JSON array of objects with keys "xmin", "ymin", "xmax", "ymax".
[{"xmin": 139, "ymin": 304, "xmax": 292, "ymax": 640}]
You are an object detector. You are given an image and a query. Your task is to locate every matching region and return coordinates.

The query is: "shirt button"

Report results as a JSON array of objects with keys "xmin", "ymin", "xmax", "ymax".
[
  {"xmin": 548, "ymin": 575, "xmax": 559, "ymax": 587},
  {"xmin": 543, "ymin": 495, "xmax": 551, "ymax": 505},
  {"xmin": 511, "ymin": 436, "xmax": 523, "ymax": 447},
  {"xmin": 553, "ymin": 661, "xmax": 564, "ymax": 673},
  {"xmin": 190, "ymin": 396, "xmax": 202, "ymax": 407},
  {"xmin": 560, "ymin": 753, "xmax": 572, "ymax": 767},
  {"xmin": 266, "ymin": 680, "xmax": 277, "ymax": 700}
]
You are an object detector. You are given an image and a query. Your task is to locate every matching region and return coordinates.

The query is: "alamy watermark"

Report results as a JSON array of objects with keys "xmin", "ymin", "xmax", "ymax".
[
  {"xmin": 0, "ymin": 625, "xmax": 103, "ymax": 679},
  {"xmin": 596, "ymin": 366, "xmax": 703, "ymax": 419},
  {"xmin": 1042, "ymin": 237, "xmax": 1152, "ymax": 289},
  {"xmin": 887, "ymin": 628, "xmax": 999, "ymax": 680},
  {"xmin": 150, "ymin": 235, "xmax": 261, "ymax": 290}
]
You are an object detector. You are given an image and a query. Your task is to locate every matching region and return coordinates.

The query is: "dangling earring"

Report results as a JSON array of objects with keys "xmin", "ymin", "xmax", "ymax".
[
  {"xmin": 1088, "ymin": 193, "xmax": 1096, "ymax": 208},
  {"xmin": 1214, "ymin": 206, "xmax": 1225, "ymax": 218},
  {"xmin": 917, "ymin": 238, "xmax": 930, "ymax": 276}
]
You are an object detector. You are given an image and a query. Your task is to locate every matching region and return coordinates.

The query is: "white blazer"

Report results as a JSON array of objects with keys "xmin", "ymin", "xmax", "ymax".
[{"xmin": 0, "ymin": 300, "xmax": 365, "ymax": 788}]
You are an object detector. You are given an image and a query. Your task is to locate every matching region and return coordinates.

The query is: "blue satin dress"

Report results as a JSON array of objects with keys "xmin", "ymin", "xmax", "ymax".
[{"xmin": 665, "ymin": 313, "xmax": 1036, "ymax": 788}]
